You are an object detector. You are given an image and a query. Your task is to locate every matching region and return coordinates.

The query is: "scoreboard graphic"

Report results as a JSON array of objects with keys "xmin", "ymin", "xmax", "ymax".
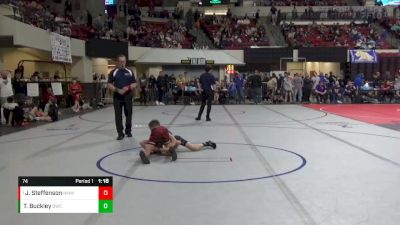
[
  {"xmin": 18, "ymin": 177, "xmax": 113, "ymax": 213},
  {"xmin": 378, "ymin": 0, "xmax": 400, "ymax": 5}
]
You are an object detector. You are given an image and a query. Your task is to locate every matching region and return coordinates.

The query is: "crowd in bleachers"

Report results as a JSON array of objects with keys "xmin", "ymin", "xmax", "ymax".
[
  {"xmin": 380, "ymin": 17, "xmax": 400, "ymax": 39},
  {"xmin": 281, "ymin": 6, "xmax": 381, "ymax": 21},
  {"xmin": 127, "ymin": 21, "xmax": 193, "ymax": 48},
  {"xmin": 3, "ymin": 0, "xmax": 396, "ymax": 50},
  {"xmin": 281, "ymin": 21, "xmax": 390, "ymax": 48},
  {"xmin": 9, "ymin": 0, "xmax": 73, "ymax": 36},
  {"xmin": 201, "ymin": 15, "xmax": 268, "ymax": 49},
  {"xmin": 263, "ymin": 0, "xmax": 348, "ymax": 6}
]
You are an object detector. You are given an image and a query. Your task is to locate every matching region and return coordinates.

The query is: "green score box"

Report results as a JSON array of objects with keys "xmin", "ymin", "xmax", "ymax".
[{"xmin": 99, "ymin": 200, "xmax": 113, "ymax": 213}]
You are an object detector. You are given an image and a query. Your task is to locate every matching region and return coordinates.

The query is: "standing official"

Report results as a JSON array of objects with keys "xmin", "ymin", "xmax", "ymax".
[
  {"xmin": 196, "ymin": 66, "xmax": 216, "ymax": 122},
  {"xmin": 108, "ymin": 55, "xmax": 137, "ymax": 140}
]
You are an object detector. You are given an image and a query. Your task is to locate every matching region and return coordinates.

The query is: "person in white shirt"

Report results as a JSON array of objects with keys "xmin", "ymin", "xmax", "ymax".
[
  {"xmin": 1, "ymin": 70, "xmax": 14, "ymax": 124},
  {"xmin": 3, "ymin": 97, "xmax": 18, "ymax": 126}
]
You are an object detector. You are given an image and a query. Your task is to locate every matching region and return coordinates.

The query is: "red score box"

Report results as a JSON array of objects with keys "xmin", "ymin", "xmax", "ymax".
[{"xmin": 99, "ymin": 186, "xmax": 113, "ymax": 200}]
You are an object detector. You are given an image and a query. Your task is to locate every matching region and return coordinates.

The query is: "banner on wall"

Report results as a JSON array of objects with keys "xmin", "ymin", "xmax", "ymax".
[
  {"xmin": 350, "ymin": 50, "xmax": 378, "ymax": 63},
  {"xmin": 50, "ymin": 32, "xmax": 72, "ymax": 63},
  {"xmin": 27, "ymin": 83, "xmax": 39, "ymax": 97},
  {"xmin": 51, "ymin": 83, "xmax": 63, "ymax": 96}
]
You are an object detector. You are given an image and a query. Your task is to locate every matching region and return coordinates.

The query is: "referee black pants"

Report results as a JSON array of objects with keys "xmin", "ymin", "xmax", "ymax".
[
  {"xmin": 197, "ymin": 92, "xmax": 214, "ymax": 119},
  {"xmin": 113, "ymin": 95, "xmax": 133, "ymax": 136}
]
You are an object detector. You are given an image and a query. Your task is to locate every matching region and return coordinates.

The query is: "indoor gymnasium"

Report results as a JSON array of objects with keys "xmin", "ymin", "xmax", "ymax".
[{"xmin": 0, "ymin": 0, "xmax": 399, "ymax": 225}]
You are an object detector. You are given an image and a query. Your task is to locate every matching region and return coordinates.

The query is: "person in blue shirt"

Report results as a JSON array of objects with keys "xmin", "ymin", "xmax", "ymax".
[
  {"xmin": 315, "ymin": 81, "xmax": 328, "ymax": 103},
  {"xmin": 234, "ymin": 72, "xmax": 245, "ymax": 104},
  {"xmin": 354, "ymin": 73, "xmax": 364, "ymax": 89},
  {"xmin": 196, "ymin": 66, "xmax": 216, "ymax": 121},
  {"xmin": 108, "ymin": 54, "xmax": 137, "ymax": 140}
]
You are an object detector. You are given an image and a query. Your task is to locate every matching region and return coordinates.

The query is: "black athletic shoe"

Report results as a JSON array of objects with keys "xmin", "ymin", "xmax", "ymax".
[
  {"xmin": 195, "ymin": 117, "xmax": 201, "ymax": 121},
  {"xmin": 116, "ymin": 134, "xmax": 125, "ymax": 140},
  {"xmin": 126, "ymin": 133, "xmax": 132, "ymax": 137},
  {"xmin": 206, "ymin": 117, "xmax": 211, "ymax": 122},
  {"xmin": 139, "ymin": 151, "xmax": 150, "ymax": 164},
  {"xmin": 170, "ymin": 149, "xmax": 177, "ymax": 161},
  {"xmin": 205, "ymin": 141, "xmax": 217, "ymax": 149},
  {"xmin": 174, "ymin": 135, "xmax": 181, "ymax": 140}
]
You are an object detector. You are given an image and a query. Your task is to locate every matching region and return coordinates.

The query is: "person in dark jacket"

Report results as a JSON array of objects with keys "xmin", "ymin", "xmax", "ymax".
[
  {"xmin": 302, "ymin": 74, "xmax": 313, "ymax": 103},
  {"xmin": 196, "ymin": 66, "xmax": 216, "ymax": 121},
  {"xmin": 156, "ymin": 71, "xmax": 166, "ymax": 105}
]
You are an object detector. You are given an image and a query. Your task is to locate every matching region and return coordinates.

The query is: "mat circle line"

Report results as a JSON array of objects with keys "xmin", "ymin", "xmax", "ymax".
[{"xmin": 96, "ymin": 143, "xmax": 307, "ymax": 184}]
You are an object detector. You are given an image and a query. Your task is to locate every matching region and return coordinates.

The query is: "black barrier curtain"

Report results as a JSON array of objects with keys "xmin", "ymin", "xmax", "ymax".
[
  {"xmin": 298, "ymin": 47, "xmax": 348, "ymax": 62},
  {"xmin": 244, "ymin": 48, "xmax": 293, "ymax": 63},
  {"xmin": 86, "ymin": 39, "xmax": 129, "ymax": 58}
]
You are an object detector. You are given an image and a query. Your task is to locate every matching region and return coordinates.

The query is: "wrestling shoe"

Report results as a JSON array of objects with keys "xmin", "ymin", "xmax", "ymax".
[
  {"xmin": 139, "ymin": 151, "xmax": 150, "ymax": 164},
  {"xmin": 170, "ymin": 149, "xmax": 177, "ymax": 161},
  {"xmin": 204, "ymin": 141, "xmax": 217, "ymax": 149}
]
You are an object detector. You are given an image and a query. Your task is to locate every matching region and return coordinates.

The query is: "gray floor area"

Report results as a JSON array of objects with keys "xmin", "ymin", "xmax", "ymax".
[{"xmin": 1, "ymin": 105, "xmax": 400, "ymax": 225}]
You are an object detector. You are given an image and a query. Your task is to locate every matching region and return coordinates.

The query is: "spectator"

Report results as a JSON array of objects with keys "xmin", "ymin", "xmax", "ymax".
[
  {"xmin": 303, "ymin": 74, "xmax": 313, "ymax": 103},
  {"xmin": 354, "ymin": 73, "xmax": 364, "ymax": 89},
  {"xmin": 273, "ymin": 72, "xmax": 281, "ymax": 87},
  {"xmin": 315, "ymin": 81, "xmax": 328, "ymax": 103},
  {"xmin": 267, "ymin": 73, "xmax": 278, "ymax": 103},
  {"xmin": 292, "ymin": 5, "xmax": 298, "ymax": 20},
  {"xmin": 394, "ymin": 73, "xmax": 400, "ymax": 91},
  {"xmin": 13, "ymin": 71, "xmax": 27, "ymax": 104},
  {"xmin": 271, "ymin": 5, "xmax": 278, "ymax": 25},
  {"xmin": 176, "ymin": 74, "xmax": 187, "ymax": 85},
  {"xmin": 249, "ymin": 70, "xmax": 262, "ymax": 104},
  {"xmin": 344, "ymin": 81, "xmax": 356, "ymax": 103},
  {"xmin": 53, "ymin": 71, "xmax": 61, "ymax": 81},
  {"xmin": 234, "ymin": 72, "xmax": 245, "ymax": 104},
  {"xmin": 283, "ymin": 74, "xmax": 293, "ymax": 103},
  {"xmin": 330, "ymin": 80, "xmax": 341, "ymax": 103},
  {"xmin": 14, "ymin": 65, "xmax": 24, "ymax": 79},
  {"xmin": 1, "ymin": 70, "xmax": 14, "ymax": 125},
  {"xmin": 292, "ymin": 73, "xmax": 303, "ymax": 103},
  {"xmin": 99, "ymin": 74, "xmax": 108, "ymax": 101},
  {"xmin": 65, "ymin": 0, "xmax": 72, "ymax": 16},
  {"xmin": 255, "ymin": 9, "xmax": 260, "ymax": 22},
  {"xmin": 380, "ymin": 80, "xmax": 394, "ymax": 102},
  {"xmin": 148, "ymin": 75, "xmax": 157, "ymax": 102},
  {"xmin": 156, "ymin": 71, "xmax": 166, "ymax": 106},
  {"xmin": 44, "ymin": 97, "xmax": 59, "ymax": 122},
  {"xmin": 87, "ymin": 10, "xmax": 93, "ymax": 27},
  {"xmin": 139, "ymin": 73, "xmax": 148, "ymax": 105},
  {"xmin": 185, "ymin": 8, "xmax": 194, "ymax": 30},
  {"xmin": 30, "ymin": 71, "xmax": 40, "ymax": 82},
  {"xmin": 2, "ymin": 96, "xmax": 23, "ymax": 126},
  {"xmin": 69, "ymin": 78, "xmax": 83, "ymax": 112},
  {"xmin": 94, "ymin": 14, "xmax": 103, "ymax": 34},
  {"xmin": 41, "ymin": 87, "xmax": 55, "ymax": 110}
]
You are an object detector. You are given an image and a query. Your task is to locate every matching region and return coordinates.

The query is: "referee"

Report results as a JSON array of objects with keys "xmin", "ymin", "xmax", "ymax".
[
  {"xmin": 108, "ymin": 54, "xmax": 137, "ymax": 140},
  {"xmin": 196, "ymin": 65, "xmax": 216, "ymax": 122}
]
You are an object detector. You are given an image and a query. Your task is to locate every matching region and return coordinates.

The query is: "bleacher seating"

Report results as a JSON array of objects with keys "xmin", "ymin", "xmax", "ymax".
[
  {"xmin": 128, "ymin": 21, "xmax": 193, "ymax": 48},
  {"xmin": 201, "ymin": 17, "xmax": 268, "ymax": 49},
  {"xmin": 282, "ymin": 23, "xmax": 391, "ymax": 49},
  {"xmin": 266, "ymin": 0, "xmax": 347, "ymax": 6},
  {"xmin": 380, "ymin": 17, "xmax": 400, "ymax": 39}
]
